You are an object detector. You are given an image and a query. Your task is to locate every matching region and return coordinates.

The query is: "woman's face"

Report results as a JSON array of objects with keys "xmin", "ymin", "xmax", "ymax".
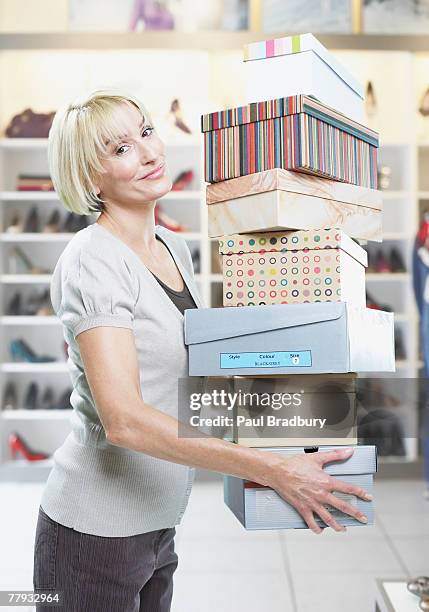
[{"xmin": 95, "ymin": 102, "xmax": 172, "ymax": 206}]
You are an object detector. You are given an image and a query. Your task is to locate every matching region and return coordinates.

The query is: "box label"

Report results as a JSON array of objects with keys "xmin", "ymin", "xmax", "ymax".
[{"xmin": 220, "ymin": 350, "xmax": 312, "ymax": 369}]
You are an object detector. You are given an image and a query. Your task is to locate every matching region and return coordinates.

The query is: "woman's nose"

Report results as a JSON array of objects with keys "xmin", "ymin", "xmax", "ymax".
[{"xmin": 136, "ymin": 139, "xmax": 158, "ymax": 165}]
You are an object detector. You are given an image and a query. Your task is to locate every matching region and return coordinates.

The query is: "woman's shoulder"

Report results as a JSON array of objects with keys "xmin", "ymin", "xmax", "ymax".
[{"xmin": 53, "ymin": 223, "xmax": 132, "ymax": 280}]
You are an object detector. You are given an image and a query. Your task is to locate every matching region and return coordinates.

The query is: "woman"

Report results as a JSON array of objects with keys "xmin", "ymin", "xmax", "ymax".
[{"xmin": 33, "ymin": 89, "xmax": 371, "ymax": 612}]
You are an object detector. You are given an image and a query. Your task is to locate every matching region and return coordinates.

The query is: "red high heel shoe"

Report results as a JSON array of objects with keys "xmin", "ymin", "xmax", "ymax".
[
  {"xmin": 172, "ymin": 170, "xmax": 194, "ymax": 191},
  {"xmin": 154, "ymin": 205, "xmax": 187, "ymax": 232},
  {"xmin": 8, "ymin": 432, "xmax": 49, "ymax": 461}
]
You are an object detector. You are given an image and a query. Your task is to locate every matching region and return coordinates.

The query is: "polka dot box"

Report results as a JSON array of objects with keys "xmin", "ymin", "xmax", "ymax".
[{"xmin": 219, "ymin": 229, "xmax": 367, "ymax": 308}]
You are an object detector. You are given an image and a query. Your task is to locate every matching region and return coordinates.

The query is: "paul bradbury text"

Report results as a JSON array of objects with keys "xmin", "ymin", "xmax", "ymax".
[{"xmin": 189, "ymin": 415, "xmax": 327, "ymax": 429}]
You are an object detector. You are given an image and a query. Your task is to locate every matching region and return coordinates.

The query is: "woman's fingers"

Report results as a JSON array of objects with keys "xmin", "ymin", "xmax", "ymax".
[
  {"xmin": 311, "ymin": 503, "xmax": 345, "ymax": 532},
  {"xmin": 314, "ymin": 447, "xmax": 354, "ymax": 467},
  {"xmin": 330, "ymin": 476, "xmax": 373, "ymax": 502},
  {"xmin": 301, "ymin": 509, "xmax": 324, "ymax": 535},
  {"xmin": 322, "ymin": 492, "xmax": 368, "ymax": 524}
]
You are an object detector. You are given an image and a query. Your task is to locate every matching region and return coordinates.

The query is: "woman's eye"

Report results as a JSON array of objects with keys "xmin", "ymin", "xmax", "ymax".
[
  {"xmin": 142, "ymin": 126, "xmax": 154, "ymax": 137},
  {"xmin": 115, "ymin": 145, "xmax": 129, "ymax": 155}
]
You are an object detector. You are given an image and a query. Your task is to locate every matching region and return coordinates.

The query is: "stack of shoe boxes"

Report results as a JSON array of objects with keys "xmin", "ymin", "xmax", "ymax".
[{"xmin": 185, "ymin": 34, "xmax": 395, "ymax": 530}]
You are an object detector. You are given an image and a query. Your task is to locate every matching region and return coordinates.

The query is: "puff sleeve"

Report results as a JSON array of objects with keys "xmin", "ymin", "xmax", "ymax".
[{"xmin": 56, "ymin": 243, "xmax": 138, "ymax": 340}]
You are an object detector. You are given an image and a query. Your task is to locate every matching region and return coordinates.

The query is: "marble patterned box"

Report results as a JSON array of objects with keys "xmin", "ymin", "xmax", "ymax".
[
  {"xmin": 206, "ymin": 169, "xmax": 382, "ymax": 241},
  {"xmin": 219, "ymin": 229, "xmax": 368, "ymax": 307}
]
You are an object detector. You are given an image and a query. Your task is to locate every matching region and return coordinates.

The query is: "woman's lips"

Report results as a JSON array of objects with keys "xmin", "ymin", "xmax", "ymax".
[{"xmin": 140, "ymin": 163, "xmax": 166, "ymax": 180}]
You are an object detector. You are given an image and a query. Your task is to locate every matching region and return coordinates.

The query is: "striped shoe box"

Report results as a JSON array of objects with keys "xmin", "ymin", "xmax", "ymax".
[{"xmin": 201, "ymin": 95, "xmax": 379, "ymax": 187}]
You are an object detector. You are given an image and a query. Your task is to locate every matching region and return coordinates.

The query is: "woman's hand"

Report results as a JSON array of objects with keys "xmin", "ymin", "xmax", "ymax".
[{"xmin": 268, "ymin": 447, "xmax": 373, "ymax": 534}]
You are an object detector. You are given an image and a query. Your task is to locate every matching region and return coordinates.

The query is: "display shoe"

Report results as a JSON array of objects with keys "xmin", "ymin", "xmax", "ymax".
[
  {"xmin": 23, "ymin": 289, "xmax": 53, "ymax": 316},
  {"xmin": 6, "ymin": 212, "xmax": 24, "ymax": 234},
  {"xmin": 36, "ymin": 289, "xmax": 54, "ymax": 316},
  {"xmin": 43, "ymin": 209, "xmax": 61, "ymax": 233},
  {"xmin": 56, "ymin": 388, "xmax": 73, "ymax": 410},
  {"xmin": 419, "ymin": 87, "xmax": 429, "ymax": 117},
  {"xmin": 394, "ymin": 328, "xmax": 406, "ymax": 360},
  {"xmin": 375, "ymin": 250, "xmax": 391, "ymax": 273},
  {"xmin": 154, "ymin": 205, "xmax": 187, "ymax": 232},
  {"xmin": 2, "ymin": 381, "xmax": 18, "ymax": 410},
  {"xmin": 365, "ymin": 81, "xmax": 377, "ymax": 117},
  {"xmin": 23, "ymin": 206, "xmax": 40, "ymax": 233},
  {"xmin": 8, "ymin": 432, "xmax": 49, "ymax": 461},
  {"xmin": 73, "ymin": 214, "xmax": 89, "ymax": 232},
  {"xmin": 172, "ymin": 169, "xmax": 194, "ymax": 191},
  {"xmin": 62, "ymin": 212, "xmax": 89, "ymax": 233},
  {"xmin": 378, "ymin": 166, "xmax": 392, "ymax": 191},
  {"xmin": 6, "ymin": 292, "xmax": 22, "ymax": 315},
  {"xmin": 190, "ymin": 248, "xmax": 200, "ymax": 274},
  {"xmin": 8, "ymin": 246, "xmax": 49, "ymax": 275},
  {"xmin": 408, "ymin": 577, "xmax": 429, "ymax": 597},
  {"xmin": 9, "ymin": 339, "xmax": 56, "ymax": 363},
  {"xmin": 40, "ymin": 387, "xmax": 55, "ymax": 411},
  {"xmin": 170, "ymin": 99, "xmax": 192, "ymax": 134},
  {"xmin": 366, "ymin": 292, "xmax": 393, "ymax": 312},
  {"xmin": 390, "ymin": 248, "xmax": 406, "ymax": 273},
  {"xmin": 24, "ymin": 382, "xmax": 39, "ymax": 410}
]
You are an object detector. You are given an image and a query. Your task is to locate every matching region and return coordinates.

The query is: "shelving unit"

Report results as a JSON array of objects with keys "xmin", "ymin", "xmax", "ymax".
[{"xmin": 0, "ymin": 34, "xmax": 427, "ymax": 471}]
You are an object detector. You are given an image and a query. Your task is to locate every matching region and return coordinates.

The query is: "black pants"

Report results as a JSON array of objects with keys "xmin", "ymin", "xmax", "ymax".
[{"xmin": 33, "ymin": 506, "xmax": 178, "ymax": 612}]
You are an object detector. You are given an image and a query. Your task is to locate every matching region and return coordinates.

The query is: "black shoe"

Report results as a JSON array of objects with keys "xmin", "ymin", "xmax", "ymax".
[
  {"xmin": 23, "ymin": 207, "xmax": 40, "ymax": 233},
  {"xmin": 395, "ymin": 328, "xmax": 406, "ymax": 360},
  {"xmin": 6, "ymin": 292, "xmax": 22, "ymax": 315},
  {"xmin": 191, "ymin": 248, "xmax": 201, "ymax": 274},
  {"xmin": 24, "ymin": 382, "xmax": 39, "ymax": 410},
  {"xmin": 2, "ymin": 382, "xmax": 17, "ymax": 410},
  {"xmin": 365, "ymin": 81, "xmax": 377, "ymax": 117},
  {"xmin": 22, "ymin": 289, "xmax": 53, "ymax": 316},
  {"xmin": 43, "ymin": 209, "xmax": 61, "ymax": 233},
  {"xmin": 390, "ymin": 248, "xmax": 406, "ymax": 273},
  {"xmin": 56, "ymin": 388, "xmax": 73, "ymax": 410},
  {"xmin": 40, "ymin": 387, "xmax": 55, "ymax": 410}
]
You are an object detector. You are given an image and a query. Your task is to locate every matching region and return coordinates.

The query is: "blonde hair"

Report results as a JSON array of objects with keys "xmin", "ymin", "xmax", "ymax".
[{"xmin": 48, "ymin": 89, "xmax": 150, "ymax": 215}]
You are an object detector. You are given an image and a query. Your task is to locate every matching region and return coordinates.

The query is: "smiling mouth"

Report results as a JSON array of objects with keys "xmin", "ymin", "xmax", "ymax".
[{"xmin": 140, "ymin": 163, "xmax": 166, "ymax": 180}]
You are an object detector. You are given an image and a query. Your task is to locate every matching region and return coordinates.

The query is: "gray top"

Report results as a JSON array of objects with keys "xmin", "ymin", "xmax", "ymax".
[{"xmin": 40, "ymin": 222, "xmax": 205, "ymax": 537}]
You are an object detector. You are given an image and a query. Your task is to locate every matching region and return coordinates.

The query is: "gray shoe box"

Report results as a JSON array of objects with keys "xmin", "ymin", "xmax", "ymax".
[
  {"xmin": 224, "ymin": 445, "xmax": 377, "ymax": 530},
  {"xmin": 184, "ymin": 303, "xmax": 395, "ymax": 376}
]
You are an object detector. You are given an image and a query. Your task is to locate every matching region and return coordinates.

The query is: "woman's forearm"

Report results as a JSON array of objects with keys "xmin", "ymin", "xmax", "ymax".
[{"xmin": 107, "ymin": 399, "xmax": 279, "ymax": 486}]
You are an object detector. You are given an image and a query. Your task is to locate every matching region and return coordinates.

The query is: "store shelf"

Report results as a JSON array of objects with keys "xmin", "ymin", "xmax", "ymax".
[
  {"xmin": 161, "ymin": 191, "xmax": 202, "ymax": 201},
  {"xmin": 1, "ymin": 409, "xmax": 72, "ymax": 420},
  {"xmin": 0, "ymin": 138, "xmax": 48, "ymax": 149},
  {"xmin": 0, "ymin": 316, "xmax": 59, "ymax": 325},
  {"xmin": 180, "ymin": 232, "xmax": 202, "ymax": 241},
  {"xmin": 0, "ymin": 191, "xmax": 58, "ymax": 201},
  {"xmin": 0, "ymin": 459, "xmax": 53, "ymax": 482},
  {"xmin": 209, "ymin": 274, "xmax": 223, "ymax": 282},
  {"xmin": 380, "ymin": 191, "xmax": 411, "ymax": 199},
  {"xmin": 0, "ymin": 138, "xmax": 201, "ymax": 150},
  {"xmin": 365, "ymin": 273, "xmax": 410, "ymax": 281},
  {"xmin": 0, "ymin": 274, "xmax": 52, "ymax": 283},
  {"xmin": 382, "ymin": 233, "xmax": 409, "ymax": 240},
  {"xmin": 1, "ymin": 233, "xmax": 73, "ymax": 241},
  {"xmin": 1, "ymin": 363, "xmax": 68, "ymax": 373},
  {"xmin": 3, "ymin": 32, "xmax": 429, "ymax": 51},
  {"xmin": 418, "ymin": 191, "xmax": 429, "ymax": 199}
]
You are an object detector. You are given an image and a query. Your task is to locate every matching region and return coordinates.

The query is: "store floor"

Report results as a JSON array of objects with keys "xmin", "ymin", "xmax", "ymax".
[{"xmin": 0, "ymin": 478, "xmax": 427, "ymax": 612}]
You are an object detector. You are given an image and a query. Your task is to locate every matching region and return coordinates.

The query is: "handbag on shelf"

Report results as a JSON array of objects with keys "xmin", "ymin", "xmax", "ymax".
[{"xmin": 5, "ymin": 108, "xmax": 55, "ymax": 138}]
